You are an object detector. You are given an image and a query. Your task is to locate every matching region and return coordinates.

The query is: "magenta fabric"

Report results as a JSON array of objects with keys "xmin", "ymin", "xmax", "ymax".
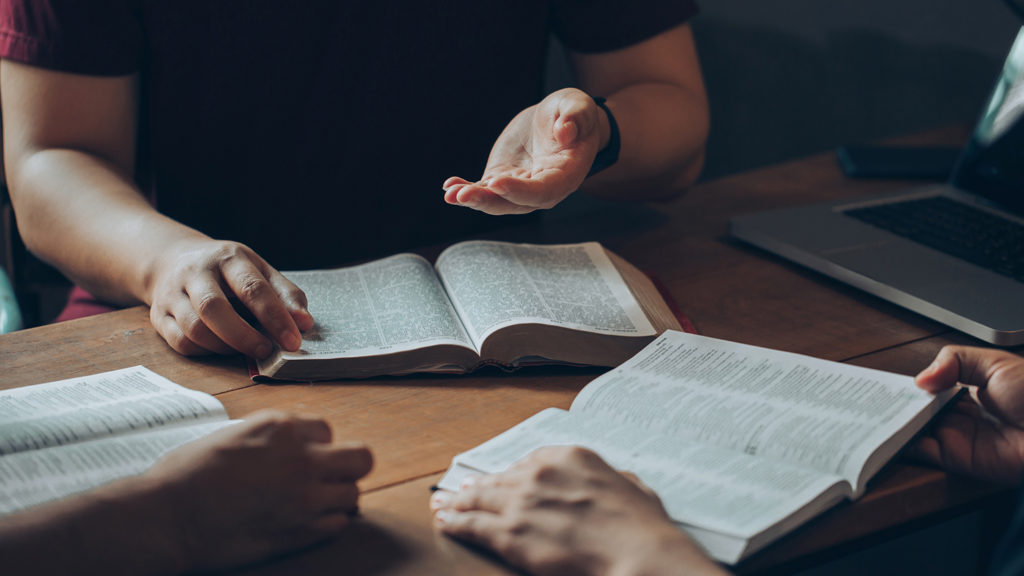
[
  {"xmin": 55, "ymin": 286, "xmax": 121, "ymax": 323},
  {"xmin": 1, "ymin": 1, "xmax": 697, "ymax": 321}
]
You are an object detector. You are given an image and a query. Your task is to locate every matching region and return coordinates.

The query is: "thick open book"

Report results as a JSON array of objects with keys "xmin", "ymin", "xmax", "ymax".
[
  {"xmin": 0, "ymin": 367, "xmax": 234, "ymax": 515},
  {"xmin": 438, "ymin": 331, "xmax": 958, "ymax": 565},
  {"xmin": 254, "ymin": 241, "xmax": 682, "ymax": 380}
]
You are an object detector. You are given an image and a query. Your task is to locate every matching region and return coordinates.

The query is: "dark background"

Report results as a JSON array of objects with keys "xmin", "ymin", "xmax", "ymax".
[{"xmin": 548, "ymin": 0, "xmax": 1022, "ymax": 179}]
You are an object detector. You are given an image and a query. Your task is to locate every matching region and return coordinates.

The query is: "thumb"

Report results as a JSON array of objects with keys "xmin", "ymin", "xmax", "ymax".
[
  {"xmin": 551, "ymin": 90, "xmax": 599, "ymax": 148},
  {"xmin": 917, "ymin": 345, "xmax": 1020, "ymax": 394}
]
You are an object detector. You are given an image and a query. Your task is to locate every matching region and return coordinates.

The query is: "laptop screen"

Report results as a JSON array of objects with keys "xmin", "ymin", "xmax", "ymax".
[{"xmin": 952, "ymin": 26, "xmax": 1024, "ymax": 217}]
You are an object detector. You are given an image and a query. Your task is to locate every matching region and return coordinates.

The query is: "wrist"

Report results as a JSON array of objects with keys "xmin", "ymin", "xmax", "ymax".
[
  {"xmin": 587, "ymin": 96, "xmax": 620, "ymax": 177},
  {"xmin": 103, "ymin": 474, "xmax": 194, "ymax": 575},
  {"xmin": 610, "ymin": 526, "xmax": 727, "ymax": 576}
]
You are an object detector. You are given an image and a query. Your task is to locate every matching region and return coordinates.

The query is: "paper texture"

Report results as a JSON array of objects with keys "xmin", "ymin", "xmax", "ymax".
[
  {"xmin": 283, "ymin": 254, "xmax": 475, "ymax": 358},
  {"xmin": 436, "ymin": 241, "xmax": 655, "ymax": 346},
  {"xmin": 0, "ymin": 367, "xmax": 233, "ymax": 515},
  {"xmin": 0, "ymin": 366, "xmax": 227, "ymax": 455}
]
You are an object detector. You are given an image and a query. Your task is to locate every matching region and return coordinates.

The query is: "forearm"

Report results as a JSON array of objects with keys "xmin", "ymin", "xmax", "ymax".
[
  {"xmin": 584, "ymin": 81, "xmax": 708, "ymax": 200},
  {"xmin": 0, "ymin": 475, "xmax": 185, "ymax": 576},
  {"xmin": 9, "ymin": 148, "xmax": 209, "ymax": 306}
]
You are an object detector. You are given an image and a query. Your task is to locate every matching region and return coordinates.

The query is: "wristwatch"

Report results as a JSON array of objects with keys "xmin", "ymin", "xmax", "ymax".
[{"xmin": 587, "ymin": 96, "xmax": 621, "ymax": 177}]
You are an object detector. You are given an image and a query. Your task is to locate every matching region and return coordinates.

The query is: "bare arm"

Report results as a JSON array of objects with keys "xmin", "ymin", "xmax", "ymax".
[
  {"xmin": 2, "ymin": 61, "xmax": 310, "ymax": 357},
  {"xmin": 443, "ymin": 23, "xmax": 708, "ymax": 214},
  {"xmin": 573, "ymin": 22, "xmax": 708, "ymax": 199}
]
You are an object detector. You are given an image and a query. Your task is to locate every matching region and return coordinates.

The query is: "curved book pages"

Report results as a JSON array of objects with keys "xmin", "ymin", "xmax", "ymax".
[
  {"xmin": 438, "ymin": 331, "xmax": 958, "ymax": 565},
  {"xmin": 0, "ymin": 367, "xmax": 235, "ymax": 515},
  {"xmin": 253, "ymin": 241, "xmax": 683, "ymax": 381}
]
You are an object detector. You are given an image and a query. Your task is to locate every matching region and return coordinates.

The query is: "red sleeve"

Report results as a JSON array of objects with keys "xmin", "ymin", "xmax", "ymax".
[
  {"xmin": 551, "ymin": 0, "xmax": 699, "ymax": 54},
  {"xmin": 0, "ymin": 0, "xmax": 142, "ymax": 76}
]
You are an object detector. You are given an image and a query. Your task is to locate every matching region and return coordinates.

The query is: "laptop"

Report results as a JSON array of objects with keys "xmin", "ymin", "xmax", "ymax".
[{"xmin": 730, "ymin": 27, "xmax": 1024, "ymax": 347}]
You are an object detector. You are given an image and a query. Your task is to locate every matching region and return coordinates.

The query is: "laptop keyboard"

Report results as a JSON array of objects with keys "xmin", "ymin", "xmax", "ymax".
[{"xmin": 845, "ymin": 196, "xmax": 1024, "ymax": 283}]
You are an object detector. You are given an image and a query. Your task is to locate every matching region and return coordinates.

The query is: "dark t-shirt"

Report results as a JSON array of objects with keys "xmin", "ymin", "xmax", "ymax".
[{"xmin": 0, "ymin": 1, "xmax": 696, "ymax": 270}]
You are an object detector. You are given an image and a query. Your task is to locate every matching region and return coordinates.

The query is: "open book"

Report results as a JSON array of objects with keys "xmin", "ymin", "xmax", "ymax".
[
  {"xmin": 438, "ymin": 331, "xmax": 958, "ymax": 565},
  {"xmin": 0, "ymin": 367, "xmax": 234, "ymax": 515},
  {"xmin": 254, "ymin": 241, "xmax": 682, "ymax": 380}
]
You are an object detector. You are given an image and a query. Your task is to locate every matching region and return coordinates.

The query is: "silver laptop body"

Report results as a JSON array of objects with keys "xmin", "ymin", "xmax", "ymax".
[{"xmin": 730, "ymin": 28, "xmax": 1024, "ymax": 347}]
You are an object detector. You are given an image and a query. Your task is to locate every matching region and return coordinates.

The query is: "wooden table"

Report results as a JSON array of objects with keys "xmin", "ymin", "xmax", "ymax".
[{"xmin": 0, "ymin": 127, "xmax": 1012, "ymax": 574}]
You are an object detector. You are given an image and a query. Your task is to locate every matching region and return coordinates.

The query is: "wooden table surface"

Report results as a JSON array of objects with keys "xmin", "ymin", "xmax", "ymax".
[{"xmin": 0, "ymin": 127, "xmax": 1011, "ymax": 575}]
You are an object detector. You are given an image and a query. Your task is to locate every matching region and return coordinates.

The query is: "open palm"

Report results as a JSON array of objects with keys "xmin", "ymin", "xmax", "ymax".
[{"xmin": 443, "ymin": 88, "xmax": 604, "ymax": 215}]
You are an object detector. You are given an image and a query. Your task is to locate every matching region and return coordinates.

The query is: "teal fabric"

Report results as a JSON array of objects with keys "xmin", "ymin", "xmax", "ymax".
[{"xmin": 0, "ymin": 269, "xmax": 23, "ymax": 333}]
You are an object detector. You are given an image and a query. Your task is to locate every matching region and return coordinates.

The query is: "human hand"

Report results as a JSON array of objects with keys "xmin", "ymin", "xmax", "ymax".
[
  {"xmin": 430, "ymin": 446, "xmax": 727, "ymax": 576},
  {"xmin": 443, "ymin": 88, "xmax": 608, "ymax": 215},
  {"xmin": 911, "ymin": 345, "xmax": 1024, "ymax": 484},
  {"xmin": 146, "ymin": 411, "xmax": 373, "ymax": 572},
  {"xmin": 147, "ymin": 238, "xmax": 314, "ymax": 358}
]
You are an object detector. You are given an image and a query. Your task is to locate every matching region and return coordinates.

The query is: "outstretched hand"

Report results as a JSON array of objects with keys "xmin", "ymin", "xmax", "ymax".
[
  {"xmin": 443, "ymin": 88, "xmax": 608, "ymax": 215},
  {"xmin": 911, "ymin": 345, "xmax": 1024, "ymax": 484}
]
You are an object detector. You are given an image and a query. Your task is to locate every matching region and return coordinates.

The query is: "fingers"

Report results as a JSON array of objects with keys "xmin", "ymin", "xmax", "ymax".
[
  {"xmin": 905, "ymin": 435, "xmax": 943, "ymax": 467},
  {"xmin": 285, "ymin": 415, "xmax": 333, "ymax": 444},
  {"xmin": 433, "ymin": 507, "xmax": 508, "ymax": 550},
  {"xmin": 438, "ymin": 475, "xmax": 511, "ymax": 514},
  {"xmin": 185, "ymin": 273, "xmax": 276, "ymax": 358},
  {"xmin": 916, "ymin": 345, "xmax": 1013, "ymax": 393},
  {"xmin": 444, "ymin": 182, "xmax": 537, "ymax": 215},
  {"xmin": 312, "ymin": 442, "xmax": 374, "ymax": 481},
  {"xmin": 311, "ymin": 482, "xmax": 361, "ymax": 513},
  {"xmin": 443, "ymin": 170, "xmax": 578, "ymax": 214},
  {"xmin": 257, "ymin": 258, "xmax": 315, "ymax": 333},
  {"xmin": 220, "ymin": 255, "xmax": 303, "ymax": 352},
  {"xmin": 151, "ymin": 305, "xmax": 217, "ymax": 356},
  {"xmin": 171, "ymin": 295, "xmax": 237, "ymax": 354}
]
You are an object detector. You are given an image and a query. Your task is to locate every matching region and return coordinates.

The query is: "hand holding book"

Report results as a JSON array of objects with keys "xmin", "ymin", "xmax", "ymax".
[{"xmin": 911, "ymin": 345, "xmax": 1024, "ymax": 485}]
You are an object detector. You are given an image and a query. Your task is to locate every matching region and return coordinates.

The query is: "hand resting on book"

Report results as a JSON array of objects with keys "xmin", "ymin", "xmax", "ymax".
[
  {"xmin": 430, "ymin": 445, "xmax": 727, "ymax": 576},
  {"xmin": 0, "ymin": 410, "xmax": 373, "ymax": 575},
  {"xmin": 430, "ymin": 344, "xmax": 1024, "ymax": 576},
  {"xmin": 147, "ymin": 238, "xmax": 314, "ymax": 359}
]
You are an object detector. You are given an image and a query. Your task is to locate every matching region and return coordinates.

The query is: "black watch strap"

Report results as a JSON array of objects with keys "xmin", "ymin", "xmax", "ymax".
[{"xmin": 587, "ymin": 96, "xmax": 620, "ymax": 177}]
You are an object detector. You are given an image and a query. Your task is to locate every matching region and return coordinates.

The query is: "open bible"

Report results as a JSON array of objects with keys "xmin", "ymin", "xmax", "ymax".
[
  {"xmin": 254, "ymin": 241, "xmax": 682, "ymax": 380},
  {"xmin": 0, "ymin": 367, "xmax": 234, "ymax": 515},
  {"xmin": 438, "ymin": 331, "xmax": 958, "ymax": 565}
]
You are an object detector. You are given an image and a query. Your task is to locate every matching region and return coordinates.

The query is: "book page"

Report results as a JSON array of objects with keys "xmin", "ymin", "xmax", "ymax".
[
  {"xmin": 281, "ymin": 254, "xmax": 475, "ymax": 358},
  {"xmin": 0, "ymin": 367, "xmax": 228, "ymax": 456},
  {"xmin": 570, "ymin": 331, "xmax": 952, "ymax": 482},
  {"xmin": 435, "ymin": 241, "xmax": 655, "ymax": 346},
  {"xmin": 441, "ymin": 409, "xmax": 843, "ymax": 540},
  {"xmin": 0, "ymin": 420, "xmax": 236, "ymax": 515}
]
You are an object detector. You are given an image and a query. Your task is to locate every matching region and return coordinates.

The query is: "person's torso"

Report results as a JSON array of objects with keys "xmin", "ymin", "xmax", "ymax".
[{"xmin": 138, "ymin": 1, "xmax": 551, "ymax": 268}]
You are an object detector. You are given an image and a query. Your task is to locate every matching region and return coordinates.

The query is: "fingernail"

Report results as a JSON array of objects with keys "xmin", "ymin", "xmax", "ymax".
[
  {"xmin": 460, "ymin": 476, "xmax": 478, "ymax": 490},
  {"xmin": 430, "ymin": 491, "xmax": 452, "ymax": 511},
  {"xmin": 434, "ymin": 509, "xmax": 452, "ymax": 526}
]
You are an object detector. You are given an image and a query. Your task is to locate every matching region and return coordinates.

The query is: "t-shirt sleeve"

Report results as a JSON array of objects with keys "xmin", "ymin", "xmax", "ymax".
[
  {"xmin": 0, "ymin": 0, "xmax": 142, "ymax": 76},
  {"xmin": 551, "ymin": 0, "xmax": 698, "ymax": 54}
]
